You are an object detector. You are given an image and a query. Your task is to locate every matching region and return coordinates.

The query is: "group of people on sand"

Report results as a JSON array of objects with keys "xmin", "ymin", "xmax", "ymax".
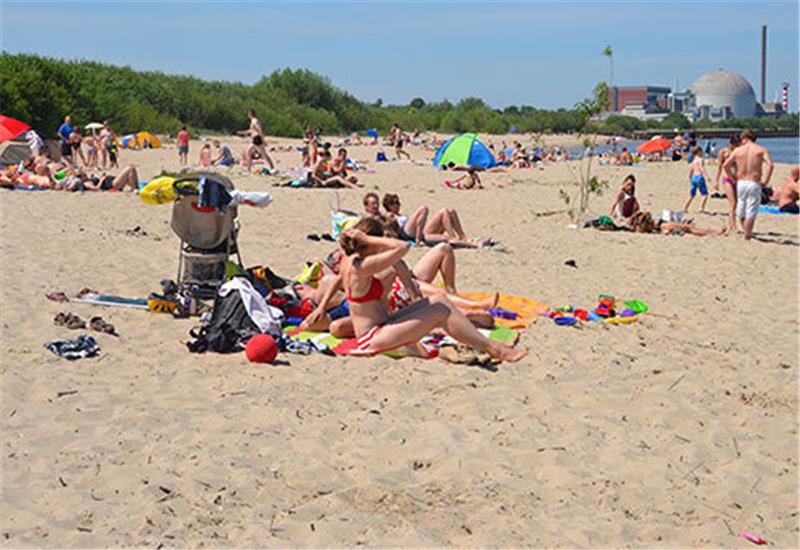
[
  {"xmin": 295, "ymin": 217, "xmax": 524, "ymax": 363},
  {"xmin": 604, "ymin": 130, "xmax": 796, "ymax": 240},
  {"xmin": 56, "ymin": 116, "xmax": 119, "ymax": 170},
  {"xmin": 1, "ymin": 115, "xmax": 140, "ymax": 191}
]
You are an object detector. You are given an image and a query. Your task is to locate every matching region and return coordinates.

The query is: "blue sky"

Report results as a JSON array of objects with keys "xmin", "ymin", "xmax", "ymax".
[{"xmin": 2, "ymin": 1, "xmax": 798, "ymax": 110}]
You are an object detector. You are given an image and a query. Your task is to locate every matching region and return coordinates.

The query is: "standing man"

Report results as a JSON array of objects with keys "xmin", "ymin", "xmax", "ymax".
[
  {"xmin": 58, "ymin": 115, "xmax": 74, "ymax": 164},
  {"xmin": 238, "ymin": 109, "xmax": 274, "ymax": 171},
  {"xmin": 723, "ymin": 129, "xmax": 774, "ymax": 240},
  {"xmin": 177, "ymin": 126, "xmax": 190, "ymax": 166}
]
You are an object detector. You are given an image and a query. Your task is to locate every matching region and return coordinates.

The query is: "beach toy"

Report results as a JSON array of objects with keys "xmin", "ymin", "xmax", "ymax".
[
  {"xmin": 620, "ymin": 308, "xmax": 636, "ymax": 318},
  {"xmin": 554, "ymin": 316, "xmax": 577, "ymax": 326},
  {"xmin": 574, "ymin": 309, "xmax": 589, "ymax": 321},
  {"xmin": 737, "ymin": 531, "xmax": 767, "ymax": 545},
  {"xmin": 140, "ymin": 176, "xmax": 177, "ymax": 205},
  {"xmin": 246, "ymin": 334, "xmax": 278, "ymax": 363},
  {"xmin": 587, "ymin": 311, "xmax": 601, "ymax": 322},
  {"xmin": 624, "ymin": 300, "xmax": 649, "ymax": 314},
  {"xmin": 606, "ymin": 315, "xmax": 637, "ymax": 325},
  {"xmin": 488, "ymin": 307, "xmax": 518, "ymax": 320}
]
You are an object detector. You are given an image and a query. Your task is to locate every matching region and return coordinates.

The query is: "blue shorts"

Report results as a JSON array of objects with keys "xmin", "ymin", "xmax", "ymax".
[
  {"xmin": 178, "ymin": 145, "xmax": 189, "ymax": 155},
  {"xmin": 690, "ymin": 174, "xmax": 707, "ymax": 197},
  {"xmin": 328, "ymin": 300, "xmax": 350, "ymax": 320},
  {"xmin": 218, "ymin": 157, "xmax": 233, "ymax": 166}
]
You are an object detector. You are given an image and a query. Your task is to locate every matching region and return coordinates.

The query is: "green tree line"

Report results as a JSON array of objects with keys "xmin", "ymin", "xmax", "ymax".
[{"xmin": 1, "ymin": 53, "xmax": 796, "ymax": 139}]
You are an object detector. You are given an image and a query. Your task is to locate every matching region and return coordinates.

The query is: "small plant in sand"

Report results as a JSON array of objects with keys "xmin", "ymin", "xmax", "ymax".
[{"xmin": 560, "ymin": 82, "xmax": 610, "ymax": 223}]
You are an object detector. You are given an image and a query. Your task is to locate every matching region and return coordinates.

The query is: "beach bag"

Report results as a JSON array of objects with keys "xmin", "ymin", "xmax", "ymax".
[
  {"xmin": 187, "ymin": 283, "xmax": 260, "ymax": 353},
  {"xmin": 328, "ymin": 191, "xmax": 360, "ymax": 239}
]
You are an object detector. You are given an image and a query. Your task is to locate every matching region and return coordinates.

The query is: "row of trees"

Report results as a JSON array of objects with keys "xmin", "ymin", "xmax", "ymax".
[
  {"xmin": 594, "ymin": 112, "xmax": 798, "ymax": 135},
  {"xmin": 1, "ymin": 53, "xmax": 797, "ymax": 139}
]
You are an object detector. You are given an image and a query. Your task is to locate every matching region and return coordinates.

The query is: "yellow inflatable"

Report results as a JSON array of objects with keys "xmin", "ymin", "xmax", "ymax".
[{"xmin": 140, "ymin": 176, "xmax": 177, "ymax": 205}]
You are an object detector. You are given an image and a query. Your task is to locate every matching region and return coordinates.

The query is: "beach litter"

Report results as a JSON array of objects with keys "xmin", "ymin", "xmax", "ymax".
[{"xmin": 738, "ymin": 531, "xmax": 767, "ymax": 545}]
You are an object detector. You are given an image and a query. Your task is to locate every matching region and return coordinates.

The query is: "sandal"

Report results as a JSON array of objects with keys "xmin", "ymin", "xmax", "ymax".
[
  {"xmin": 90, "ymin": 316, "xmax": 118, "ymax": 336},
  {"xmin": 46, "ymin": 291, "xmax": 69, "ymax": 303},
  {"xmin": 54, "ymin": 312, "xmax": 86, "ymax": 330}
]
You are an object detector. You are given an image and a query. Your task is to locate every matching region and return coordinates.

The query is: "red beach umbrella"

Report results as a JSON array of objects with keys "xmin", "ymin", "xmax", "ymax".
[
  {"xmin": 0, "ymin": 115, "xmax": 31, "ymax": 143},
  {"xmin": 636, "ymin": 138, "xmax": 672, "ymax": 154}
]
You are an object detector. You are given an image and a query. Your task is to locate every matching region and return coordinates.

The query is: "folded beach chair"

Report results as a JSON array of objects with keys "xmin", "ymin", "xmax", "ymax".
[{"xmin": 170, "ymin": 173, "xmax": 242, "ymax": 298}]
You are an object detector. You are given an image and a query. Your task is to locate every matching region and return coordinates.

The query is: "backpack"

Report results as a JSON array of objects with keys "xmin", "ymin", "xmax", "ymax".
[{"xmin": 187, "ymin": 286, "xmax": 260, "ymax": 353}]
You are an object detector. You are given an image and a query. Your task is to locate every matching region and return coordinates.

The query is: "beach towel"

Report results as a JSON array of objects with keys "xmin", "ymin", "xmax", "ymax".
[
  {"xmin": 460, "ymin": 292, "xmax": 549, "ymax": 329},
  {"xmin": 282, "ymin": 325, "xmax": 518, "ymax": 360},
  {"xmin": 758, "ymin": 205, "xmax": 792, "ymax": 216}
]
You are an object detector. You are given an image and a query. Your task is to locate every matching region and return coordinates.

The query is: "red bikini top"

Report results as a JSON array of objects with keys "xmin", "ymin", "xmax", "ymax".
[{"xmin": 347, "ymin": 277, "xmax": 384, "ymax": 304}]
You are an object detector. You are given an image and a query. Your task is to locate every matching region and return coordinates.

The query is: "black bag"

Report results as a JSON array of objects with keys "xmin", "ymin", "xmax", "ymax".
[{"xmin": 187, "ymin": 286, "xmax": 260, "ymax": 353}]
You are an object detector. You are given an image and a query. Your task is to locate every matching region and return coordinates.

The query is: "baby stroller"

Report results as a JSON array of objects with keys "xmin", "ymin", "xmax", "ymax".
[{"xmin": 170, "ymin": 173, "xmax": 242, "ymax": 298}]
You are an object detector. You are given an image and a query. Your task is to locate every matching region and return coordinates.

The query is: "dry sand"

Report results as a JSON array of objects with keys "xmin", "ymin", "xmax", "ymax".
[{"xmin": 1, "ymin": 135, "xmax": 798, "ymax": 547}]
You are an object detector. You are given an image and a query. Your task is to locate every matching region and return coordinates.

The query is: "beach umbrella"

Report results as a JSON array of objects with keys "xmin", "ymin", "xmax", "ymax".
[
  {"xmin": 433, "ymin": 133, "xmax": 496, "ymax": 169},
  {"xmin": 85, "ymin": 122, "xmax": 103, "ymax": 130},
  {"xmin": 0, "ymin": 115, "xmax": 31, "ymax": 143},
  {"xmin": 636, "ymin": 138, "xmax": 672, "ymax": 154}
]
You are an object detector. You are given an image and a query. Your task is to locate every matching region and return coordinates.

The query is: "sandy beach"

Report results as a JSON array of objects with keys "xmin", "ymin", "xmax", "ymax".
[{"xmin": 1, "ymin": 136, "xmax": 798, "ymax": 547}]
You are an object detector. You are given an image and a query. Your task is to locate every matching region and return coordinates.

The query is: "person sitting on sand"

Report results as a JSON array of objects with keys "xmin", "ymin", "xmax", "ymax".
[
  {"xmin": 442, "ymin": 162, "xmax": 482, "ymax": 189},
  {"xmin": 300, "ymin": 219, "xmax": 503, "ymax": 340},
  {"xmin": 212, "ymin": 140, "xmax": 235, "ymax": 166},
  {"xmin": 617, "ymin": 147, "xmax": 633, "ymax": 166},
  {"xmin": 311, "ymin": 150, "xmax": 362, "ymax": 189},
  {"xmin": 382, "ymin": 193, "xmax": 428, "ymax": 243},
  {"xmin": 608, "ymin": 174, "xmax": 639, "ymax": 219},
  {"xmin": 684, "ymin": 146, "xmax": 710, "ymax": 213},
  {"xmin": 330, "ymin": 148, "xmax": 358, "ymax": 183},
  {"xmin": 364, "ymin": 191, "xmax": 489, "ymax": 247},
  {"xmin": 778, "ymin": 167, "xmax": 799, "ymax": 214},
  {"xmin": 629, "ymin": 211, "xmax": 724, "ymax": 237},
  {"xmin": 335, "ymin": 219, "xmax": 525, "ymax": 361}
]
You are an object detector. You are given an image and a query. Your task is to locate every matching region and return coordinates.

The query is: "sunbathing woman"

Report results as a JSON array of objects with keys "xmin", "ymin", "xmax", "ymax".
[
  {"xmin": 0, "ymin": 170, "xmax": 55, "ymax": 188},
  {"xmin": 382, "ymin": 193, "xmax": 428, "ymax": 242},
  {"xmin": 365, "ymin": 192, "xmax": 489, "ymax": 247},
  {"xmin": 629, "ymin": 211, "xmax": 724, "ymax": 237},
  {"xmin": 335, "ymin": 219, "xmax": 525, "ymax": 362}
]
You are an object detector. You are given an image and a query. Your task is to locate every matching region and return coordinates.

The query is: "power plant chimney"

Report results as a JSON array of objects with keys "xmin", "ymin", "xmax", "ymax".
[{"xmin": 760, "ymin": 25, "xmax": 767, "ymax": 104}]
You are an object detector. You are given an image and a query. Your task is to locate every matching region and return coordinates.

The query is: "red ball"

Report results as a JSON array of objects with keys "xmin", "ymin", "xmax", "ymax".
[{"xmin": 245, "ymin": 334, "xmax": 278, "ymax": 363}]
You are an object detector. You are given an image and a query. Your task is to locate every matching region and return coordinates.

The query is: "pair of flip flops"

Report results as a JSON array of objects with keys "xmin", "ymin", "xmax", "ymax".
[
  {"xmin": 54, "ymin": 312, "xmax": 118, "ymax": 336},
  {"xmin": 306, "ymin": 233, "xmax": 335, "ymax": 242}
]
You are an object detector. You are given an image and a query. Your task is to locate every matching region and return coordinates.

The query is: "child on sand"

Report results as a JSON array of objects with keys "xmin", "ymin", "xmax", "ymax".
[
  {"xmin": 684, "ymin": 146, "xmax": 709, "ymax": 213},
  {"xmin": 199, "ymin": 143, "xmax": 211, "ymax": 167}
]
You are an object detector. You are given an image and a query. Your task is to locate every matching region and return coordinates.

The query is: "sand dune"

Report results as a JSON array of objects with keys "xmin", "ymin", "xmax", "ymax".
[{"xmin": 1, "ymin": 136, "xmax": 797, "ymax": 547}]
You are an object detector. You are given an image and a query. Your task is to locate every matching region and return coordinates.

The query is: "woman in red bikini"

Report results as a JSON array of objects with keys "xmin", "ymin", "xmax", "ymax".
[{"xmin": 338, "ymin": 219, "xmax": 526, "ymax": 362}]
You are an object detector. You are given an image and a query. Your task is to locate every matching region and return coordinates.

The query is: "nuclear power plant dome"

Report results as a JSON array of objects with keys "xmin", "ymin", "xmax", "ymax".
[{"xmin": 691, "ymin": 69, "xmax": 757, "ymax": 118}]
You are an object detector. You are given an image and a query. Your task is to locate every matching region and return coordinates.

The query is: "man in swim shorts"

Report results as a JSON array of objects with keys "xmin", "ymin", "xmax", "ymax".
[
  {"xmin": 723, "ymin": 129, "xmax": 774, "ymax": 240},
  {"xmin": 177, "ymin": 127, "xmax": 190, "ymax": 166}
]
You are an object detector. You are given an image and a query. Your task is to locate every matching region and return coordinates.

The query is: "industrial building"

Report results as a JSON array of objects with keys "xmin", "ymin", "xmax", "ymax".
[{"xmin": 602, "ymin": 25, "xmax": 789, "ymax": 123}]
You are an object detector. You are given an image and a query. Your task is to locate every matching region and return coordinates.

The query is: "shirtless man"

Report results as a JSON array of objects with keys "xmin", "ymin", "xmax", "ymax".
[
  {"xmin": 723, "ymin": 129, "xmax": 774, "ymax": 240},
  {"xmin": 778, "ymin": 167, "xmax": 799, "ymax": 214},
  {"xmin": 238, "ymin": 109, "xmax": 274, "ymax": 171}
]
